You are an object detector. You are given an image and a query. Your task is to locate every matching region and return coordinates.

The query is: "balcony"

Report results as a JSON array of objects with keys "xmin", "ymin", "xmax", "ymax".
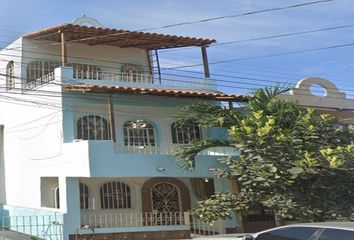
[
  {"xmin": 80, "ymin": 211, "xmax": 187, "ymax": 229},
  {"xmin": 24, "ymin": 66, "xmax": 214, "ymax": 92},
  {"xmin": 116, "ymin": 143, "xmax": 239, "ymax": 156},
  {"xmin": 80, "ymin": 211, "xmax": 225, "ymax": 236},
  {"xmin": 72, "ymin": 70, "xmax": 210, "ymax": 90}
]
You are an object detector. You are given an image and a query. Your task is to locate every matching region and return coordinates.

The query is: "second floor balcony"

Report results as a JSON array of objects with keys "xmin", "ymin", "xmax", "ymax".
[{"xmin": 23, "ymin": 62, "xmax": 216, "ymax": 92}]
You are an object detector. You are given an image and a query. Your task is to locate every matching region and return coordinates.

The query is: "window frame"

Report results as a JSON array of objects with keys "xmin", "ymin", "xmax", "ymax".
[
  {"xmin": 123, "ymin": 119, "xmax": 155, "ymax": 147},
  {"xmin": 121, "ymin": 63, "xmax": 144, "ymax": 82},
  {"xmin": 100, "ymin": 181, "xmax": 132, "ymax": 209},
  {"xmin": 79, "ymin": 183, "xmax": 90, "ymax": 210},
  {"xmin": 171, "ymin": 120, "xmax": 202, "ymax": 144},
  {"xmin": 76, "ymin": 114, "xmax": 111, "ymax": 140},
  {"xmin": 6, "ymin": 61, "xmax": 15, "ymax": 90}
]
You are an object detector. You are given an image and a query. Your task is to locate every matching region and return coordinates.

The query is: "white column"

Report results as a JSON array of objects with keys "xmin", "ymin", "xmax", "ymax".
[
  {"xmin": 213, "ymin": 178, "xmax": 237, "ymax": 232},
  {"xmin": 60, "ymin": 177, "xmax": 80, "ymax": 240},
  {"xmin": 55, "ymin": 67, "xmax": 75, "ymax": 143}
]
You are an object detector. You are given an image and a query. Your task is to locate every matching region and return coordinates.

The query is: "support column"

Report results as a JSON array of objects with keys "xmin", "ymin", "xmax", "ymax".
[
  {"xmin": 201, "ymin": 46, "xmax": 210, "ymax": 78},
  {"xmin": 55, "ymin": 67, "xmax": 75, "ymax": 142},
  {"xmin": 108, "ymin": 94, "xmax": 116, "ymax": 142},
  {"xmin": 61, "ymin": 177, "xmax": 80, "ymax": 240},
  {"xmin": 213, "ymin": 178, "xmax": 237, "ymax": 233},
  {"xmin": 60, "ymin": 31, "xmax": 68, "ymax": 66}
]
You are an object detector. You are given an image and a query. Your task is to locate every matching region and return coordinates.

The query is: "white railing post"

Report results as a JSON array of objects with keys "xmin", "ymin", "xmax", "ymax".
[
  {"xmin": 217, "ymin": 219, "xmax": 226, "ymax": 234},
  {"xmin": 184, "ymin": 212, "xmax": 190, "ymax": 227}
]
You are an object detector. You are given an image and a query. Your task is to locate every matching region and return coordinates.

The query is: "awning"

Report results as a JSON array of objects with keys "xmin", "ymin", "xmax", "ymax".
[
  {"xmin": 24, "ymin": 24, "xmax": 216, "ymax": 50},
  {"xmin": 64, "ymin": 84, "xmax": 247, "ymax": 101}
]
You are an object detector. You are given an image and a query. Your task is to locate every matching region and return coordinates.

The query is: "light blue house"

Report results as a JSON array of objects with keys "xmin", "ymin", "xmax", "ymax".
[{"xmin": 0, "ymin": 16, "xmax": 246, "ymax": 240}]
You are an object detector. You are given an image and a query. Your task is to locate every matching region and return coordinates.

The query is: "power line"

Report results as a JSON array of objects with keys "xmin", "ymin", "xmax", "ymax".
[
  {"xmin": 1, "ymin": 38, "xmax": 354, "ymax": 91},
  {"xmin": 135, "ymin": 0, "xmax": 334, "ymax": 31},
  {"xmin": 164, "ymin": 42, "xmax": 354, "ymax": 70},
  {"xmin": 160, "ymin": 23, "xmax": 354, "ymax": 53},
  {"xmin": 0, "ymin": 0, "xmax": 334, "ymax": 52},
  {"xmin": 1, "ymin": 68, "xmax": 353, "ymax": 104}
]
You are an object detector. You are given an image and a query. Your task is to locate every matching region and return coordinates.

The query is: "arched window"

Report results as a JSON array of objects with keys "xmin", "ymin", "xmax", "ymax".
[
  {"xmin": 121, "ymin": 63, "xmax": 143, "ymax": 82},
  {"xmin": 100, "ymin": 181, "xmax": 131, "ymax": 209},
  {"xmin": 6, "ymin": 61, "xmax": 15, "ymax": 90},
  {"xmin": 70, "ymin": 63, "xmax": 102, "ymax": 79},
  {"xmin": 124, "ymin": 120, "xmax": 155, "ymax": 147},
  {"xmin": 80, "ymin": 183, "xmax": 89, "ymax": 210},
  {"xmin": 171, "ymin": 120, "xmax": 201, "ymax": 144},
  {"xmin": 77, "ymin": 115, "xmax": 110, "ymax": 140},
  {"xmin": 26, "ymin": 60, "xmax": 60, "ymax": 83}
]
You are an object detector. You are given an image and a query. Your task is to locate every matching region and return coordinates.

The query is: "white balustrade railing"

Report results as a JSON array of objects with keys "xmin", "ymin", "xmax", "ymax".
[
  {"xmin": 117, "ymin": 143, "xmax": 239, "ymax": 156},
  {"xmin": 190, "ymin": 216, "xmax": 226, "ymax": 236},
  {"xmin": 73, "ymin": 70, "xmax": 206, "ymax": 88},
  {"xmin": 80, "ymin": 211, "xmax": 226, "ymax": 236},
  {"xmin": 73, "ymin": 70, "xmax": 154, "ymax": 84},
  {"xmin": 80, "ymin": 211, "xmax": 188, "ymax": 228}
]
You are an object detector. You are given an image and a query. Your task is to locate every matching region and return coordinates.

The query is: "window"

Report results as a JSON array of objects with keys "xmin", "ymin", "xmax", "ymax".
[
  {"xmin": 256, "ymin": 227, "xmax": 319, "ymax": 240},
  {"xmin": 171, "ymin": 120, "xmax": 201, "ymax": 144},
  {"xmin": 27, "ymin": 60, "xmax": 60, "ymax": 83},
  {"xmin": 319, "ymin": 228, "xmax": 354, "ymax": 240},
  {"xmin": 121, "ymin": 63, "xmax": 143, "ymax": 82},
  {"xmin": 77, "ymin": 115, "xmax": 110, "ymax": 140},
  {"xmin": 124, "ymin": 120, "xmax": 155, "ymax": 147},
  {"xmin": 6, "ymin": 61, "xmax": 15, "ymax": 90},
  {"xmin": 79, "ymin": 183, "xmax": 89, "ymax": 210},
  {"xmin": 70, "ymin": 63, "xmax": 101, "ymax": 79},
  {"xmin": 100, "ymin": 181, "xmax": 131, "ymax": 209}
]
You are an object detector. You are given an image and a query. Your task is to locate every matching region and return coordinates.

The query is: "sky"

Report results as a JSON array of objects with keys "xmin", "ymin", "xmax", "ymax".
[{"xmin": 1, "ymin": 0, "xmax": 354, "ymax": 98}]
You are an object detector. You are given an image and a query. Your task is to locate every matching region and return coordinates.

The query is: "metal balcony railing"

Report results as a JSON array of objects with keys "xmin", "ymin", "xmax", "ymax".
[{"xmin": 24, "ymin": 72, "xmax": 55, "ymax": 90}]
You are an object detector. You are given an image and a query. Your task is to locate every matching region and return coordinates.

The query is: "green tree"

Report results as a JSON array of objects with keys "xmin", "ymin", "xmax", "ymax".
[{"xmin": 176, "ymin": 86, "xmax": 354, "ymax": 224}]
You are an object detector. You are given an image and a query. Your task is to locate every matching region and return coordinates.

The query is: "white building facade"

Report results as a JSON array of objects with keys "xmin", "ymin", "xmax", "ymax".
[{"xmin": 0, "ymin": 17, "xmax": 246, "ymax": 240}]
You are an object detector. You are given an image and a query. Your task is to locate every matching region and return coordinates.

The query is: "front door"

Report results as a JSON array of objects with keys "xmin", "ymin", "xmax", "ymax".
[{"xmin": 151, "ymin": 183, "xmax": 181, "ymax": 225}]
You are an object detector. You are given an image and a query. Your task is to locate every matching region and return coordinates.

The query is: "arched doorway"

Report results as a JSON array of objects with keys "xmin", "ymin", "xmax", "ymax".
[{"xmin": 142, "ymin": 178, "xmax": 191, "ymax": 225}]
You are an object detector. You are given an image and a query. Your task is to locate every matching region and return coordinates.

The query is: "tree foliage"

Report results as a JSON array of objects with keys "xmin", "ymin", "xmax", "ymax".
[{"xmin": 176, "ymin": 85, "xmax": 354, "ymax": 224}]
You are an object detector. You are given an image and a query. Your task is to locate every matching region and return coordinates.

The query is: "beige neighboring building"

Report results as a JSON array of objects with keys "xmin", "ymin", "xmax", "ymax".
[{"xmin": 279, "ymin": 77, "xmax": 354, "ymax": 124}]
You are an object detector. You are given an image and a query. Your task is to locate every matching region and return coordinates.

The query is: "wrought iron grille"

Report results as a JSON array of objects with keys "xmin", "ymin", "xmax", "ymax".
[{"xmin": 100, "ymin": 181, "xmax": 131, "ymax": 209}]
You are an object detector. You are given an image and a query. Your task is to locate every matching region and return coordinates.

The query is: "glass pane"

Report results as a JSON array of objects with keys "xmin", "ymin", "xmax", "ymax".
[
  {"xmin": 319, "ymin": 228, "xmax": 354, "ymax": 240},
  {"xmin": 256, "ymin": 227, "xmax": 319, "ymax": 240}
]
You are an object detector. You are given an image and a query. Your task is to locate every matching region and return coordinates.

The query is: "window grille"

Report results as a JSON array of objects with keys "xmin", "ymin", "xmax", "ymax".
[
  {"xmin": 171, "ymin": 120, "xmax": 201, "ymax": 144},
  {"xmin": 26, "ymin": 61, "xmax": 102, "ymax": 84},
  {"xmin": 100, "ymin": 181, "xmax": 131, "ymax": 209},
  {"xmin": 26, "ymin": 60, "xmax": 60, "ymax": 83},
  {"xmin": 6, "ymin": 61, "xmax": 15, "ymax": 90},
  {"xmin": 152, "ymin": 183, "xmax": 180, "ymax": 212},
  {"xmin": 124, "ymin": 120, "xmax": 155, "ymax": 147},
  {"xmin": 69, "ymin": 63, "xmax": 102, "ymax": 79},
  {"xmin": 77, "ymin": 115, "xmax": 111, "ymax": 140},
  {"xmin": 121, "ymin": 63, "xmax": 143, "ymax": 82},
  {"xmin": 79, "ymin": 183, "xmax": 89, "ymax": 209}
]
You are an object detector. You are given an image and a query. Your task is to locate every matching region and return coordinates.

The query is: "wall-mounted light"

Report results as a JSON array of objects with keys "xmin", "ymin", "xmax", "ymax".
[
  {"xmin": 204, "ymin": 178, "xmax": 209, "ymax": 183},
  {"xmin": 156, "ymin": 167, "xmax": 166, "ymax": 172},
  {"xmin": 208, "ymin": 167, "xmax": 217, "ymax": 172}
]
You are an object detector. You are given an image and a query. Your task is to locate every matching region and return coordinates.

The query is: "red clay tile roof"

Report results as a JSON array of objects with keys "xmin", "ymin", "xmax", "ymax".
[
  {"xmin": 64, "ymin": 84, "xmax": 247, "ymax": 101},
  {"xmin": 24, "ymin": 24, "xmax": 216, "ymax": 50}
]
